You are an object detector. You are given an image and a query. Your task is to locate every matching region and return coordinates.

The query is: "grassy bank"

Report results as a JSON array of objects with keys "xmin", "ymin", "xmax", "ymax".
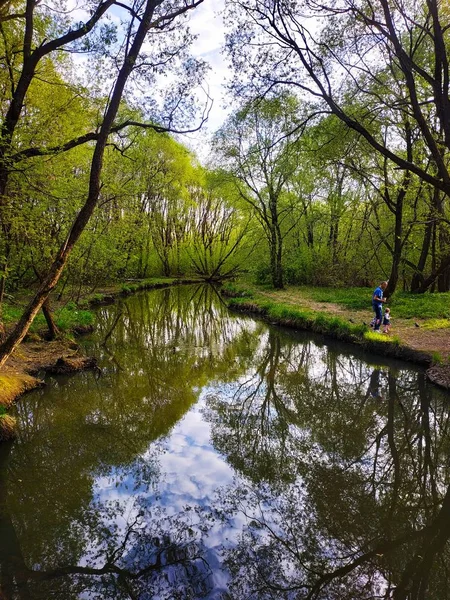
[
  {"xmin": 225, "ymin": 282, "xmax": 450, "ymax": 320},
  {"xmin": 78, "ymin": 277, "xmax": 201, "ymax": 307},
  {"xmin": 303, "ymin": 285, "xmax": 450, "ymax": 320},
  {"xmin": 224, "ymin": 289, "xmax": 398, "ymax": 344},
  {"xmin": 0, "ymin": 372, "xmax": 42, "ymax": 440},
  {"xmin": 222, "ymin": 282, "xmax": 449, "ymax": 365}
]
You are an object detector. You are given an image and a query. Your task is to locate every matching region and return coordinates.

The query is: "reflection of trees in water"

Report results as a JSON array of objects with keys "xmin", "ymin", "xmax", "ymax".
[
  {"xmin": 204, "ymin": 329, "xmax": 450, "ymax": 599},
  {"xmin": 4, "ymin": 286, "xmax": 450, "ymax": 599},
  {"xmin": 205, "ymin": 329, "xmax": 305, "ymax": 484},
  {"xmin": 95, "ymin": 284, "xmax": 262, "ymax": 385},
  {"xmin": 1, "ymin": 285, "xmax": 259, "ymax": 600},
  {"xmin": 1, "ymin": 436, "xmax": 213, "ymax": 599}
]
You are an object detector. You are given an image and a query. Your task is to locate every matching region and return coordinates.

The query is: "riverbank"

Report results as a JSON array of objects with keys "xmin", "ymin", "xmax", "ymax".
[
  {"xmin": 0, "ymin": 277, "xmax": 202, "ymax": 438},
  {"xmin": 221, "ymin": 283, "xmax": 450, "ymax": 389}
]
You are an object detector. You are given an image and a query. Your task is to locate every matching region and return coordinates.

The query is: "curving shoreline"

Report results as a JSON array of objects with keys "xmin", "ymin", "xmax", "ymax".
[
  {"xmin": 1, "ymin": 278, "xmax": 449, "ymax": 441},
  {"xmin": 222, "ymin": 293, "xmax": 450, "ymax": 391}
]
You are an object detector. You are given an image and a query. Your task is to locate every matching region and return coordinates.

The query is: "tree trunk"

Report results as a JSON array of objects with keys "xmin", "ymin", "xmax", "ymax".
[
  {"xmin": 410, "ymin": 211, "xmax": 433, "ymax": 292},
  {"xmin": 269, "ymin": 197, "xmax": 284, "ymax": 289},
  {"xmin": 42, "ymin": 298, "xmax": 59, "ymax": 340},
  {"xmin": 269, "ymin": 225, "xmax": 283, "ymax": 289},
  {"xmin": 436, "ymin": 193, "xmax": 450, "ymax": 291},
  {"xmin": 386, "ymin": 189, "xmax": 404, "ymax": 296}
]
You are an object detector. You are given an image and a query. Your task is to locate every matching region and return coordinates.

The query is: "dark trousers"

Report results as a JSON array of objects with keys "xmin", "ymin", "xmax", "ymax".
[{"xmin": 373, "ymin": 304, "xmax": 382, "ymax": 330}]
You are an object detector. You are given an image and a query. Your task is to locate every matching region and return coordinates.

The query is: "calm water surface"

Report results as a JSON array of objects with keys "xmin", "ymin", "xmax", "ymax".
[{"xmin": 1, "ymin": 284, "xmax": 450, "ymax": 599}]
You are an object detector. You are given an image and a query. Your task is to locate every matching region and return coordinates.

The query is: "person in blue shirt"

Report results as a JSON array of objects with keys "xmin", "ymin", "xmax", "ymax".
[{"xmin": 372, "ymin": 281, "xmax": 388, "ymax": 331}]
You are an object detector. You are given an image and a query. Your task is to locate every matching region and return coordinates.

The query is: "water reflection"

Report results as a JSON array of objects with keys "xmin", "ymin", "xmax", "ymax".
[
  {"xmin": 1, "ymin": 285, "xmax": 450, "ymax": 599},
  {"xmin": 205, "ymin": 334, "xmax": 450, "ymax": 599}
]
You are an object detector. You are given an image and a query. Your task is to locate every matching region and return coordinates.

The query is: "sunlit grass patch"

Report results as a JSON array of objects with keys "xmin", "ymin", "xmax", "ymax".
[
  {"xmin": 419, "ymin": 318, "xmax": 450, "ymax": 330},
  {"xmin": 364, "ymin": 331, "xmax": 400, "ymax": 345},
  {"xmin": 388, "ymin": 292, "xmax": 450, "ymax": 319},
  {"xmin": 0, "ymin": 373, "xmax": 40, "ymax": 407}
]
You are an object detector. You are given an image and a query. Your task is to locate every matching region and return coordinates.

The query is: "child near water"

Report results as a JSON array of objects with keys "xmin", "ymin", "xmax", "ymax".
[{"xmin": 382, "ymin": 307, "xmax": 391, "ymax": 333}]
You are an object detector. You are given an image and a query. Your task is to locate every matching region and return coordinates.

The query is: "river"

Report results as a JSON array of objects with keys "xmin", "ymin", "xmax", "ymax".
[{"xmin": 1, "ymin": 284, "xmax": 449, "ymax": 599}]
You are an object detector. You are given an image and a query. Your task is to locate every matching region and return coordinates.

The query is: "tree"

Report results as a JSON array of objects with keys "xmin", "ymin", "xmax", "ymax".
[
  {"xmin": 214, "ymin": 93, "xmax": 304, "ymax": 288},
  {"xmin": 225, "ymin": 0, "xmax": 450, "ymax": 291},
  {"xmin": 0, "ymin": 0, "xmax": 207, "ymax": 367},
  {"xmin": 185, "ymin": 172, "xmax": 253, "ymax": 280}
]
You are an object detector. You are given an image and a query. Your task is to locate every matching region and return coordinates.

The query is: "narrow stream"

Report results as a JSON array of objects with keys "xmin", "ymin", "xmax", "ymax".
[{"xmin": 1, "ymin": 284, "xmax": 449, "ymax": 599}]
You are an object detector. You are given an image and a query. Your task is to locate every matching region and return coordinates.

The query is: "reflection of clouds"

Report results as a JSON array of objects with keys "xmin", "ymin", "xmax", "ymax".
[
  {"xmin": 86, "ymin": 394, "xmax": 240, "ymax": 597},
  {"xmin": 159, "ymin": 401, "xmax": 235, "ymax": 508},
  {"xmin": 12, "ymin": 286, "xmax": 445, "ymax": 599}
]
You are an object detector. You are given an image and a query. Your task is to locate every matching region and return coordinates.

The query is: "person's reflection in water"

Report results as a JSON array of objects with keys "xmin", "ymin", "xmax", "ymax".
[{"xmin": 368, "ymin": 368, "xmax": 382, "ymax": 399}]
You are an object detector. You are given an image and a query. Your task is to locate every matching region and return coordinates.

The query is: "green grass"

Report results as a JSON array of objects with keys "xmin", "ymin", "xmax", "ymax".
[
  {"xmin": 221, "ymin": 283, "xmax": 254, "ymax": 298},
  {"xmin": 387, "ymin": 292, "xmax": 450, "ymax": 319},
  {"xmin": 55, "ymin": 306, "xmax": 94, "ymax": 331},
  {"xmin": 2, "ymin": 303, "xmax": 93, "ymax": 333},
  {"xmin": 420, "ymin": 318, "xmax": 450, "ymax": 330},
  {"xmin": 305, "ymin": 286, "xmax": 373, "ymax": 310},
  {"xmin": 364, "ymin": 331, "xmax": 400, "ymax": 345},
  {"xmin": 228, "ymin": 295, "xmax": 368, "ymax": 339},
  {"xmin": 292, "ymin": 286, "xmax": 450, "ymax": 320},
  {"xmin": 431, "ymin": 351, "xmax": 444, "ymax": 365}
]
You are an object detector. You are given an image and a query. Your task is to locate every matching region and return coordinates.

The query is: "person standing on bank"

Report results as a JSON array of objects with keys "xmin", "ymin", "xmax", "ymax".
[{"xmin": 372, "ymin": 281, "xmax": 388, "ymax": 332}]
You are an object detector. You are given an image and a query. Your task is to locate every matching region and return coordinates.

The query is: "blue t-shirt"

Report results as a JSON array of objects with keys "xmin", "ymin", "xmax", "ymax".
[{"xmin": 372, "ymin": 286, "xmax": 383, "ymax": 307}]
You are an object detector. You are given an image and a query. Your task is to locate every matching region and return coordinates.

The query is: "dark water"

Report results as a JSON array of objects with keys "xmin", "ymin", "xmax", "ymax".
[{"xmin": 1, "ymin": 284, "xmax": 450, "ymax": 600}]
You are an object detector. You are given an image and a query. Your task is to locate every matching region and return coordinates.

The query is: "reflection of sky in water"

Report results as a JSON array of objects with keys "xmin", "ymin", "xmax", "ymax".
[
  {"xmin": 91, "ymin": 388, "xmax": 245, "ymax": 596},
  {"xmin": 85, "ymin": 328, "xmax": 434, "ymax": 599}
]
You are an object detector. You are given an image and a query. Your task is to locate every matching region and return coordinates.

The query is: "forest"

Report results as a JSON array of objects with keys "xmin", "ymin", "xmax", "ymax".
[{"xmin": 0, "ymin": 0, "xmax": 450, "ymax": 366}]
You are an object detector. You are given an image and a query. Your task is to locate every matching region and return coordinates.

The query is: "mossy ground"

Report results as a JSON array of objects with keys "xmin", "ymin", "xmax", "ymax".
[
  {"xmin": 0, "ymin": 373, "xmax": 41, "ymax": 408},
  {"xmin": 0, "ymin": 373, "xmax": 41, "ymax": 440}
]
